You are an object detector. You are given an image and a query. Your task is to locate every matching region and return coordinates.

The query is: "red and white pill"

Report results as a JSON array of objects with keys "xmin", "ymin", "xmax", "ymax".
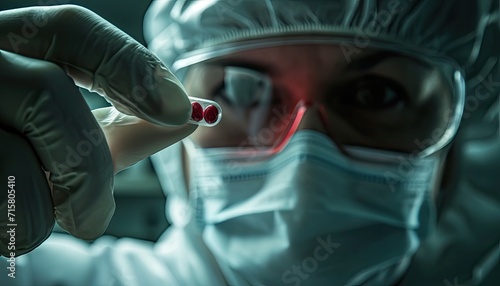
[{"xmin": 188, "ymin": 97, "xmax": 222, "ymax": 127}]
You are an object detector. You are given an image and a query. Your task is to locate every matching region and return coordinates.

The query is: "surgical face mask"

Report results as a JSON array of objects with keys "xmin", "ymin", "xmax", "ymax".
[{"xmin": 182, "ymin": 130, "xmax": 439, "ymax": 286}]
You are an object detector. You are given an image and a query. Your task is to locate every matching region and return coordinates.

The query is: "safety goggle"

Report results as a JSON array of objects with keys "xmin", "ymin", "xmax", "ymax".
[{"xmin": 182, "ymin": 47, "xmax": 465, "ymax": 159}]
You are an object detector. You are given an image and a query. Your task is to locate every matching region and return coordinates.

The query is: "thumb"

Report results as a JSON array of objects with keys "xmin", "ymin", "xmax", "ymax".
[{"xmin": 92, "ymin": 107, "xmax": 197, "ymax": 173}]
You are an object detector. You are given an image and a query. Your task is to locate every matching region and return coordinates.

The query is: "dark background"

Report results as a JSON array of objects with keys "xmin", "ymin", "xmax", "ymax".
[{"xmin": 0, "ymin": 0, "xmax": 169, "ymax": 242}]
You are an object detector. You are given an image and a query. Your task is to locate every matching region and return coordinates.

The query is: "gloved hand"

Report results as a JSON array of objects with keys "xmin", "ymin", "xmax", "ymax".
[{"xmin": 0, "ymin": 5, "xmax": 196, "ymax": 257}]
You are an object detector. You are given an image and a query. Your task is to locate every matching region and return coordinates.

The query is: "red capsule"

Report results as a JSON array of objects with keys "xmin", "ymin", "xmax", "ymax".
[
  {"xmin": 204, "ymin": 105, "xmax": 219, "ymax": 124},
  {"xmin": 191, "ymin": 102, "xmax": 204, "ymax": 122}
]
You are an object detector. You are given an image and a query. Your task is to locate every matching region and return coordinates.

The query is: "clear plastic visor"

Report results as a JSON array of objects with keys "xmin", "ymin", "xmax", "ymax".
[{"xmin": 177, "ymin": 41, "xmax": 465, "ymax": 159}]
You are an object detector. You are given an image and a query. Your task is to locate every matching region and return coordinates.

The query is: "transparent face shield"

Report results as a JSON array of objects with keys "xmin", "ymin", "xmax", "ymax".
[{"xmin": 179, "ymin": 44, "xmax": 465, "ymax": 161}]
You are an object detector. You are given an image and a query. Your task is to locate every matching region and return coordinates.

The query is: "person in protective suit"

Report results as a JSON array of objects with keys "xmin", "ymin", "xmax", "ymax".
[{"xmin": 1, "ymin": 1, "xmax": 499, "ymax": 285}]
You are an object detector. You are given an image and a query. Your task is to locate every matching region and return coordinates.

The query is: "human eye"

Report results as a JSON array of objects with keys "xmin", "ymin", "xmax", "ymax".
[
  {"xmin": 213, "ymin": 83, "xmax": 263, "ymax": 108},
  {"xmin": 213, "ymin": 83, "xmax": 283, "ymax": 109},
  {"xmin": 213, "ymin": 67, "xmax": 275, "ymax": 108},
  {"xmin": 339, "ymin": 75, "xmax": 408, "ymax": 110}
]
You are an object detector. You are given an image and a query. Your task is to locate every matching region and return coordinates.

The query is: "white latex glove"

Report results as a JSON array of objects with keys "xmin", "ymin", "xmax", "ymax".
[{"xmin": 0, "ymin": 5, "xmax": 195, "ymax": 257}]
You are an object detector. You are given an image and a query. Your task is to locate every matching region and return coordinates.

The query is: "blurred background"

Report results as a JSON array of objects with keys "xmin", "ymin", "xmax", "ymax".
[{"xmin": 0, "ymin": 0, "xmax": 169, "ymax": 241}]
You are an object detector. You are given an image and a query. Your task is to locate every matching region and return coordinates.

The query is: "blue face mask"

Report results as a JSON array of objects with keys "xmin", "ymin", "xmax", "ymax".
[{"xmin": 169, "ymin": 130, "xmax": 440, "ymax": 285}]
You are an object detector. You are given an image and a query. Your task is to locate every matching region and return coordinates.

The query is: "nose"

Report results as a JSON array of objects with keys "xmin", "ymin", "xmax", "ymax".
[
  {"xmin": 296, "ymin": 102, "xmax": 330, "ymax": 135},
  {"xmin": 293, "ymin": 101, "xmax": 351, "ymax": 156}
]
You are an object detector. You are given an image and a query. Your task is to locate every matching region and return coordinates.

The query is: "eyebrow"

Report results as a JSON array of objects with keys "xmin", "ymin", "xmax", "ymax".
[
  {"xmin": 345, "ymin": 51, "xmax": 434, "ymax": 72},
  {"xmin": 206, "ymin": 51, "xmax": 433, "ymax": 75},
  {"xmin": 206, "ymin": 59, "xmax": 278, "ymax": 75}
]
